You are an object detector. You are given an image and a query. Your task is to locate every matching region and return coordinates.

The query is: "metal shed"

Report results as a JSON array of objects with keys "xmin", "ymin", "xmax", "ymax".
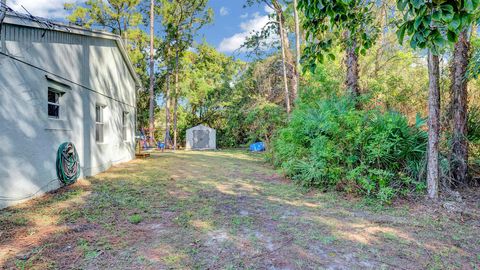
[{"xmin": 185, "ymin": 125, "xmax": 216, "ymax": 150}]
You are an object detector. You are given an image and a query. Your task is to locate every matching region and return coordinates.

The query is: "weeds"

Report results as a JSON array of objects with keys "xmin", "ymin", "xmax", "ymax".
[{"xmin": 128, "ymin": 214, "xmax": 143, "ymax": 224}]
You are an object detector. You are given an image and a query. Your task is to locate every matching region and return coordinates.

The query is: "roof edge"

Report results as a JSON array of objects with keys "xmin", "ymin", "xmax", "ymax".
[
  {"xmin": 3, "ymin": 13, "xmax": 119, "ymax": 40},
  {"xmin": 3, "ymin": 12, "xmax": 143, "ymax": 89}
]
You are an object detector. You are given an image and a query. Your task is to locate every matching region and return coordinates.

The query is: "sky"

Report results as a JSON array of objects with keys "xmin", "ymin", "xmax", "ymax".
[{"xmin": 6, "ymin": 0, "xmax": 276, "ymax": 60}]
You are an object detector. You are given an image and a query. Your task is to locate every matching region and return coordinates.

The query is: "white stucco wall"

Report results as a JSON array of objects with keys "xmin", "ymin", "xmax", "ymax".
[
  {"xmin": 185, "ymin": 125, "xmax": 216, "ymax": 150},
  {"xmin": 0, "ymin": 21, "xmax": 138, "ymax": 209}
]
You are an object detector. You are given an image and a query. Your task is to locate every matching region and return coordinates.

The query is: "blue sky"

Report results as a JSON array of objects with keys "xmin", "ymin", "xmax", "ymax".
[
  {"xmin": 199, "ymin": 0, "xmax": 273, "ymax": 56},
  {"xmin": 7, "ymin": 0, "xmax": 274, "ymax": 60}
]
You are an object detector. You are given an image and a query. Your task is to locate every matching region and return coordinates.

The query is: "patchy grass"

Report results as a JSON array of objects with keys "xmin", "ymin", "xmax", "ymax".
[
  {"xmin": 1, "ymin": 150, "xmax": 479, "ymax": 269},
  {"xmin": 128, "ymin": 214, "xmax": 143, "ymax": 225}
]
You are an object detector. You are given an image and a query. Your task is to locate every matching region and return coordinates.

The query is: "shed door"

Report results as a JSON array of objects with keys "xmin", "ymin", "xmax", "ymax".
[{"xmin": 193, "ymin": 130, "xmax": 210, "ymax": 149}]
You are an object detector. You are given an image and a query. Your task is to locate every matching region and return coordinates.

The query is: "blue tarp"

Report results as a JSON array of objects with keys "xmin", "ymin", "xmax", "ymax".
[
  {"xmin": 249, "ymin": 142, "xmax": 265, "ymax": 152},
  {"xmin": 157, "ymin": 142, "xmax": 165, "ymax": 149}
]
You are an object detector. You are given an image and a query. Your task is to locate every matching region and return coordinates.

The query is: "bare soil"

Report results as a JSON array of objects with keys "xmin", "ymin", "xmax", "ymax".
[{"xmin": 1, "ymin": 150, "xmax": 479, "ymax": 269}]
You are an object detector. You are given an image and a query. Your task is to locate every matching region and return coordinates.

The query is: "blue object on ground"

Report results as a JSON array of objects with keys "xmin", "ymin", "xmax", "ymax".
[
  {"xmin": 158, "ymin": 142, "xmax": 165, "ymax": 149},
  {"xmin": 249, "ymin": 142, "xmax": 265, "ymax": 152}
]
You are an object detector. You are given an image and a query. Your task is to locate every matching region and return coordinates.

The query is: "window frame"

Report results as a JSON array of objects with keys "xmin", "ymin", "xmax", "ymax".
[
  {"xmin": 122, "ymin": 111, "xmax": 129, "ymax": 142},
  {"xmin": 95, "ymin": 105, "xmax": 105, "ymax": 143},
  {"xmin": 47, "ymin": 88, "xmax": 61, "ymax": 119}
]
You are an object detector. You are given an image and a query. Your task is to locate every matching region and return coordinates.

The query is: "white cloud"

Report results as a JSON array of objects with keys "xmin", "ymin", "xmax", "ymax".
[
  {"xmin": 240, "ymin": 13, "xmax": 248, "ymax": 19},
  {"xmin": 264, "ymin": 4, "xmax": 275, "ymax": 14},
  {"xmin": 218, "ymin": 12, "xmax": 276, "ymax": 53},
  {"xmin": 7, "ymin": 0, "xmax": 80, "ymax": 19},
  {"xmin": 219, "ymin": 6, "xmax": 229, "ymax": 16}
]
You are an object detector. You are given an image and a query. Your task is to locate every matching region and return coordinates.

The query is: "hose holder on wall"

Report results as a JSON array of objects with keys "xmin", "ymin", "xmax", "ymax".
[{"xmin": 56, "ymin": 142, "xmax": 80, "ymax": 185}]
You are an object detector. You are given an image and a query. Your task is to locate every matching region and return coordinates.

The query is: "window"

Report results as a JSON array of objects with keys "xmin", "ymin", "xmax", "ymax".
[
  {"xmin": 95, "ymin": 105, "xmax": 104, "ymax": 143},
  {"xmin": 122, "ymin": 112, "xmax": 128, "ymax": 141},
  {"xmin": 48, "ymin": 90, "xmax": 60, "ymax": 118}
]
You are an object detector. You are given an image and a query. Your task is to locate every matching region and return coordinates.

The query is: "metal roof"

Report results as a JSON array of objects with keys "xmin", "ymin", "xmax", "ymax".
[{"xmin": 1, "ymin": 11, "xmax": 143, "ymax": 88}]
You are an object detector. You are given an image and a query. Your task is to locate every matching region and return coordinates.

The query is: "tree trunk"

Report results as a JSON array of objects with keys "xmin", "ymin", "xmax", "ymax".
[
  {"xmin": 173, "ymin": 50, "xmax": 179, "ymax": 150},
  {"xmin": 345, "ymin": 37, "xmax": 360, "ymax": 98},
  {"xmin": 450, "ymin": 30, "xmax": 470, "ymax": 186},
  {"xmin": 427, "ymin": 50, "xmax": 440, "ymax": 200},
  {"xmin": 292, "ymin": 0, "xmax": 300, "ymax": 100},
  {"xmin": 148, "ymin": 0, "xmax": 155, "ymax": 144},
  {"xmin": 172, "ymin": 95, "xmax": 178, "ymax": 150},
  {"xmin": 164, "ymin": 73, "xmax": 171, "ymax": 148},
  {"xmin": 276, "ymin": 10, "xmax": 291, "ymax": 114}
]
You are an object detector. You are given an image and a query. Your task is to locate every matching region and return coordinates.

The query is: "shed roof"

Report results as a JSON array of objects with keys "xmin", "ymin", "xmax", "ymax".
[{"xmin": 187, "ymin": 124, "xmax": 215, "ymax": 131}]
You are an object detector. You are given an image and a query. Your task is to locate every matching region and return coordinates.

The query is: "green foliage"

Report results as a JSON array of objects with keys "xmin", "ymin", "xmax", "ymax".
[
  {"xmin": 219, "ymin": 55, "xmax": 295, "ymax": 147},
  {"xmin": 159, "ymin": 0, "xmax": 213, "ymax": 59},
  {"xmin": 467, "ymin": 37, "xmax": 480, "ymax": 79},
  {"xmin": 65, "ymin": 0, "xmax": 149, "ymax": 79},
  {"xmin": 298, "ymin": 0, "xmax": 379, "ymax": 72},
  {"xmin": 468, "ymin": 106, "xmax": 480, "ymax": 144},
  {"xmin": 170, "ymin": 50, "xmax": 294, "ymax": 148},
  {"xmin": 468, "ymin": 106, "xmax": 480, "ymax": 163},
  {"xmin": 173, "ymin": 43, "xmax": 244, "ymax": 145},
  {"xmin": 396, "ymin": 0, "xmax": 479, "ymax": 54},
  {"xmin": 65, "ymin": 0, "xmax": 143, "ymax": 32},
  {"xmin": 271, "ymin": 95, "xmax": 428, "ymax": 203},
  {"xmin": 244, "ymin": 102, "xmax": 287, "ymax": 144},
  {"xmin": 128, "ymin": 214, "xmax": 143, "ymax": 224},
  {"xmin": 359, "ymin": 33, "xmax": 429, "ymax": 116}
]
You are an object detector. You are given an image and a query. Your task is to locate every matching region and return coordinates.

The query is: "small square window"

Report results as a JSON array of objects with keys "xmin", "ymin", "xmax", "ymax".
[
  {"xmin": 48, "ymin": 90, "xmax": 60, "ymax": 119},
  {"xmin": 95, "ymin": 105, "xmax": 104, "ymax": 143}
]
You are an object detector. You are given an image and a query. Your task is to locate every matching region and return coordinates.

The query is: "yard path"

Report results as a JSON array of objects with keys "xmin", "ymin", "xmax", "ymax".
[{"xmin": 1, "ymin": 150, "xmax": 479, "ymax": 269}]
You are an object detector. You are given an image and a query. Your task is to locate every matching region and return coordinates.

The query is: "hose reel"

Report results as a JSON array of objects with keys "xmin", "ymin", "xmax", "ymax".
[{"xmin": 56, "ymin": 142, "xmax": 80, "ymax": 185}]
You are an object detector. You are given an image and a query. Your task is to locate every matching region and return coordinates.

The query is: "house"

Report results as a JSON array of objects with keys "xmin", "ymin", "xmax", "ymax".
[
  {"xmin": 185, "ymin": 125, "xmax": 216, "ymax": 150},
  {"xmin": 0, "ymin": 10, "xmax": 141, "ymax": 209}
]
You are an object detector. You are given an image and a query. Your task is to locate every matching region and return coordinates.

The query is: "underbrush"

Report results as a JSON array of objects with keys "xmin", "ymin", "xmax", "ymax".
[{"xmin": 270, "ymin": 96, "xmax": 428, "ymax": 203}]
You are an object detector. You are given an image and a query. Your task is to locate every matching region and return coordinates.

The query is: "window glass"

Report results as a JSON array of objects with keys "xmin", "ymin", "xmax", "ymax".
[
  {"xmin": 122, "ymin": 112, "xmax": 128, "ymax": 141},
  {"xmin": 48, "ymin": 90, "xmax": 60, "ymax": 119},
  {"xmin": 95, "ymin": 105, "xmax": 104, "ymax": 143}
]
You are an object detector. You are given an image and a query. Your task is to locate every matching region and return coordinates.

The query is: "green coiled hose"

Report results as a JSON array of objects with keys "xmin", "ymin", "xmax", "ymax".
[{"xmin": 56, "ymin": 142, "xmax": 80, "ymax": 185}]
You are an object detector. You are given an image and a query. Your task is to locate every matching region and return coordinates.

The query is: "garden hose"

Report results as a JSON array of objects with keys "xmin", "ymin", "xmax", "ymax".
[{"xmin": 56, "ymin": 142, "xmax": 80, "ymax": 185}]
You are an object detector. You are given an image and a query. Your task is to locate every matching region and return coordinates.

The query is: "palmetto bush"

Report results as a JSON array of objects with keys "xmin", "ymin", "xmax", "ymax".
[{"xmin": 271, "ymin": 96, "xmax": 428, "ymax": 203}]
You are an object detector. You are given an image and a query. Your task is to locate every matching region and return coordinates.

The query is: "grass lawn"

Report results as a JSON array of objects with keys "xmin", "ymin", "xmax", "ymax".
[{"xmin": 1, "ymin": 150, "xmax": 479, "ymax": 269}]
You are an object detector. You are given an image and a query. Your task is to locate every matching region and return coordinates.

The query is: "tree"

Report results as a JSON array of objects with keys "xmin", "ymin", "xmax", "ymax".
[
  {"xmin": 450, "ymin": 30, "xmax": 470, "ymax": 186},
  {"xmin": 159, "ymin": 0, "xmax": 212, "ymax": 149},
  {"xmin": 65, "ymin": 0, "xmax": 143, "ymax": 41},
  {"xmin": 181, "ymin": 44, "xmax": 241, "ymax": 122},
  {"xmin": 298, "ymin": 0, "xmax": 378, "ymax": 98},
  {"xmin": 157, "ymin": 42, "xmax": 173, "ymax": 148},
  {"xmin": 243, "ymin": 0, "xmax": 297, "ymax": 113},
  {"xmin": 148, "ymin": 0, "xmax": 156, "ymax": 143},
  {"xmin": 396, "ymin": 0, "xmax": 479, "ymax": 199},
  {"xmin": 292, "ymin": 0, "xmax": 301, "ymax": 99},
  {"xmin": 272, "ymin": 0, "xmax": 292, "ymax": 114},
  {"xmin": 449, "ymin": 10, "xmax": 480, "ymax": 186},
  {"xmin": 426, "ymin": 50, "xmax": 441, "ymax": 200}
]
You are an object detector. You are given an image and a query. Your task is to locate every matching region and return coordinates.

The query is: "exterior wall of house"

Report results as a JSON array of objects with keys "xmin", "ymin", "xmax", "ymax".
[
  {"xmin": 185, "ymin": 125, "xmax": 216, "ymax": 150},
  {"xmin": 0, "ymin": 22, "xmax": 138, "ymax": 209}
]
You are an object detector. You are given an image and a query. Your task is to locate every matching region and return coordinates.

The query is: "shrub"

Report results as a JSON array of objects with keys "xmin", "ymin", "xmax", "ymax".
[{"xmin": 271, "ymin": 96, "xmax": 427, "ymax": 203}]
